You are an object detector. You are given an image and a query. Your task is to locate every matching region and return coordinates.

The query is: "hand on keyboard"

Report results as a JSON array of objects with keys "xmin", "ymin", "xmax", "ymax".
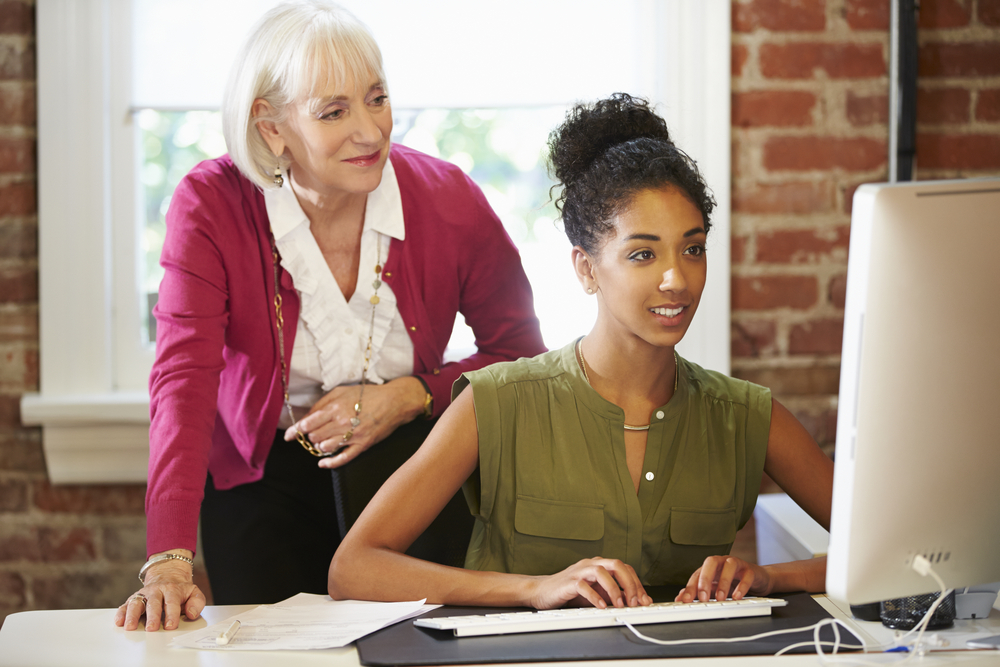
[
  {"xmin": 528, "ymin": 557, "xmax": 653, "ymax": 610},
  {"xmin": 675, "ymin": 555, "xmax": 771, "ymax": 604}
]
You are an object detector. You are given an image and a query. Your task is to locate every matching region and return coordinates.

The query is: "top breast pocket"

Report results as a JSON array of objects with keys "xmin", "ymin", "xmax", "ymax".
[{"xmin": 511, "ymin": 496, "xmax": 605, "ymax": 575}]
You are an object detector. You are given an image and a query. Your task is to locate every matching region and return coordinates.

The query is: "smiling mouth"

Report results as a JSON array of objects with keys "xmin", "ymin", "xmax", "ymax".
[
  {"xmin": 650, "ymin": 306, "xmax": 684, "ymax": 318},
  {"xmin": 344, "ymin": 150, "xmax": 381, "ymax": 164}
]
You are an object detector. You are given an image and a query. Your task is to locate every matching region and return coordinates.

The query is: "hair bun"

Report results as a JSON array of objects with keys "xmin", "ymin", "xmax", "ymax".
[{"xmin": 548, "ymin": 93, "xmax": 672, "ymax": 188}]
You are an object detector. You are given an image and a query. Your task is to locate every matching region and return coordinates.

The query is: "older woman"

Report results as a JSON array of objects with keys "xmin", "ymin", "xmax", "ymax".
[{"xmin": 114, "ymin": 0, "xmax": 543, "ymax": 632}]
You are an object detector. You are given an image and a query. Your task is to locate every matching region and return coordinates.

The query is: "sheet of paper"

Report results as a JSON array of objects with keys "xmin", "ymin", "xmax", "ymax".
[{"xmin": 170, "ymin": 595, "xmax": 439, "ymax": 651}]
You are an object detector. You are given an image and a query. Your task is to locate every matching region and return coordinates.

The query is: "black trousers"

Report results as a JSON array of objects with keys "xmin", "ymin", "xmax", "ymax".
[
  {"xmin": 201, "ymin": 431, "xmax": 340, "ymax": 605},
  {"xmin": 200, "ymin": 420, "xmax": 475, "ymax": 605}
]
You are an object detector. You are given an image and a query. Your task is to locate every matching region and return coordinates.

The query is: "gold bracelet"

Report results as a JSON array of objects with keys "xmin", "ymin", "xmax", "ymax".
[{"xmin": 413, "ymin": 376, "xmax": 434, "ymax": 419}]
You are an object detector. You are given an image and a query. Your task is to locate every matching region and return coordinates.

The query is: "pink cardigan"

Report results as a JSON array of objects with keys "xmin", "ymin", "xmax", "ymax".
[{"xmin": 147, "ymin": 145, "xmax": 545, "ymax": 555}]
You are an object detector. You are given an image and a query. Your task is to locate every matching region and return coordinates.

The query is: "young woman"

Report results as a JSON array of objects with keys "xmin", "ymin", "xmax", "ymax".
[{"xmin": 329, "ymin": 94, "xmax": 834, "ymax": 610}]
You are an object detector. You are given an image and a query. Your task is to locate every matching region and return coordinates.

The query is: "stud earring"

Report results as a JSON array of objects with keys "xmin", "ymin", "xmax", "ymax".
[
  {"xmin": 273, "ymin": 164, "xmax": 284, "ymax": 188},
  {"xmin": 586, "ymin": 287, "xmax": 594, "ymax": 294}
]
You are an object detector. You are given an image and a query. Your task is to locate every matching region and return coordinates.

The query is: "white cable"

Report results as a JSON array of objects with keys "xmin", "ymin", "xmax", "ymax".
[
  {"xmin": 623, "ymin": 618, "xmax": 867, "ymax": 650},
  {"xmin": 813, "ymin": 555, "xmax": 953, "ymax": 666},
  {"xmin": 625, "ymin": 557, "xmax": 953, "ymax": 662}
]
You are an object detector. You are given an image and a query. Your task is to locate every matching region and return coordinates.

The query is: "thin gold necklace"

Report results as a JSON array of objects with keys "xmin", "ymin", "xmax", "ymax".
[{"xmin": 575, "ymin": 337, "xmax": 678, "ymax": 432}]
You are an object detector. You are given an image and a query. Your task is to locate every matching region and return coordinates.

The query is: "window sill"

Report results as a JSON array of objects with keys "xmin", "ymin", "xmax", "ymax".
[{"xmin": 20, "ymin": 392, "xmax": 150, "ymax": 485}]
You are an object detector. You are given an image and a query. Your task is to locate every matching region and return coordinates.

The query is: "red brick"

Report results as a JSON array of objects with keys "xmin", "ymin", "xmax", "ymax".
[
  {"xmin": 33, "ymin": 482, "xmax": 147, "ymax": 515},
  {"xmin": 0, "ymin": 2, "xmax": 33, "ymax": 34},
  {"xmin": 732, "ymin": 274, "xmax": 819, "ymax": 310},
  {"xmin": 733, "ymin": 43, "xmax": 749, "ymax": 77},
  {"xmin": 0, "ymin": 83, "xmax": 35, "ymax": 126},
  {"xmin": 916, "ymin": 133, "xmax": 1000, "ymax": 169},
  {"xmin": 731, "ymin": 319, "xmax": 778, "ymax": 358},
  {"xmin": 731, "ymin": 364, "xmax": 841, "ymax": 395},
  {"xmin": 920, "ymin": 42, "xmax": 1000, "ymax": 77},
  {"xmin": 32, "ymin": 570, "xmax": 139, "ymax": 611},
  {"xmin": 787, "ymin": 403, "xmax": 839, "ymax": 447},
  {"xmin": 102, "ymin": 524, "xmax": 147, "ymax": 562},
  {"xmin": 0, "ymin": 346, "xmax": 38, "ymax": 389},
  {"xmin": 764, "ymin": 136, "xmax": 886, "ymax": 171},
  {"xmin": 0, "ymin": 305, "xmax": 38, "ymax": 344},
  {"xmin": 761, "ymin": 42, "xmax": 886, "ymax": 79},
  {"xmin": 733, "ymin": 90, "xmax": 816, "ymax": 127},
  {"xmin": 975, "ymin": 89, "xmax": 1000, "ymax": 122},
  {"xmin": 0, "ymin": 222, "xmax": 37, "ymax": 259},
  {"xmin": 0, "ymin": 264, "xmax": 38, "ymax": 303},
  {"xmin": 733, "ymin": 0, "xmax": 826, "ymax": 32},
  {"xmin": 0, "ymin": 41, "xmax": 34, "ymax": 81},
  {"xmin": 829, "ymin": 273, "xmax": 848, "ymax": 308},
  {"xmin": 0, "ymin": 181, "xmax": 35, "ymax": 216},
  {"xmin": 846, "ymin": 92, "xmax": 888, "ymax": 126},
  {"xmin": 733, "ymin": 180, "xmax": 833, "ymax": 214},
  {"xmin": 846, "ymin": 0, "xmax": 889, "ymax": 29},
  {"xmin": 39, "ymin": 527, "xmax": 97, "ymax": 562},
  {"xmin": 0, "ymin": 394, "xmax": 20, "ymax": 426},
  {"xmin": 756, "ymin": 226, "xmax": 850, "ymax": 263},
  {"xmin": 732, "ymin": 234, "xmax": 748, "ymax": 263},
  {"xmin": 0, "ymin": 432, "xmax": 46, "ymax": 474},
  {"xmin": 981, "ymin": 0, "xmax": 1000, "ymax": 26},
  {"xmin": 0, "ymin": 571, "xmax": 26, "ymax": 608},
  {"xmin": 789, "ymin": 317, "xmax": 845, "ymax": 354},
  {"xmin": 0, "ymin": 525, "xmax": 40, "ymax": 561},
  {"xmin": 918, "ymin": 0, "xmax": 972, "ymax": 28},
  {"xmin": 916, "ymin": 87, "xmax": 970, "ymax": 124},
  {"xmin": 0, "ymin": 478, "xmax": 28, "ymax": 511},
  {"xmin": 0, "ymin": 137, "xmax": 34, "ymax": 173}
]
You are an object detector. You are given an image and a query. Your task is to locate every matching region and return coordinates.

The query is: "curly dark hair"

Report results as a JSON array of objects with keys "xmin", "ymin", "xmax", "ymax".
[{"xmin": 547, "ymin": 93, "xmax": 716, "ymax": 255}]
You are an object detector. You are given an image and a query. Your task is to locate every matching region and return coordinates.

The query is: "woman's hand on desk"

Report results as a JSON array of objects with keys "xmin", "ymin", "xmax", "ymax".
[
  {"xmin": 528, "ymin": 558, "xmax": 653, "ymax": 610},
  {"xmin": 113, "ymin": 555, "xmax": 205, "ymax": 632},
  {"xmin": 285, "ymin": 377, "xmax": 427, "ymax": 469},
  {"xmin": 675, "ymin": 555, "xmax": 772, "ymax": 603}
]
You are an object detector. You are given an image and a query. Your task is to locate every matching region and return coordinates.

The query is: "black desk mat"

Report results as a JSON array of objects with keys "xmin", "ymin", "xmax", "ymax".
[{"xmin": 356, "ymin": 588, "xmax": 845, "ymax": 665}]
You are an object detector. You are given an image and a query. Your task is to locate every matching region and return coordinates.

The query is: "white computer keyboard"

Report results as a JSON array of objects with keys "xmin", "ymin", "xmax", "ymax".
[{"xmin": 413, "ymin": 597, "xmax": 788, "ymax": 637}]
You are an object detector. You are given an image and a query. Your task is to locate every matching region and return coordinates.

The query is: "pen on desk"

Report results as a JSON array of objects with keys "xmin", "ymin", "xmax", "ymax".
[{"xmin": 216, "ymin": 620, "xmax": 241, "ymax": 646}]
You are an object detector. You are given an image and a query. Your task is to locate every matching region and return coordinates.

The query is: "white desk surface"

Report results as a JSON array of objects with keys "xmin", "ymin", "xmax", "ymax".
[{"xmin": 2, "ymin": 597, "xmax": 1000, "ymax": 667}]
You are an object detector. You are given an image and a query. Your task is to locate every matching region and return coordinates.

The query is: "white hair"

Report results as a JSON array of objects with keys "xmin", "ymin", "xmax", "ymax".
[{"xmin": 222, "ymin": 0, "xmax": 387, "ymax": 190}]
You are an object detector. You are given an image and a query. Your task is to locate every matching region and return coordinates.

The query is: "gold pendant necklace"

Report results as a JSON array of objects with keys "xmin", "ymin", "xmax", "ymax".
[
  {"xmin": 270, "ymin": 232, "xmax": 384, "ymax": 456},
  {"xmin": 575, "ymin": 337, "xmax": 678, "ymax": 432}
]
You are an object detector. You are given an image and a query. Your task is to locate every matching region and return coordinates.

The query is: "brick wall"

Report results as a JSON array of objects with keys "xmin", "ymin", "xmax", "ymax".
[
  {"xmin": 730, "ymin": 0, "xmax": 1000, "ymax": 483},
  {"xmin": 1, "ymin": 0, "xmax": 998, "ymax": 626},
  {"xmin": 0, "ymin": 0, "xmax": 153, "ymax": 626}
]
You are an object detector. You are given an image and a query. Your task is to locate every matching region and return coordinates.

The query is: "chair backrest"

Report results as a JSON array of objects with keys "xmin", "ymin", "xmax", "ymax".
[{"xmin": 331, "ymin": 417, "xmax": 474, "ymax": 567}]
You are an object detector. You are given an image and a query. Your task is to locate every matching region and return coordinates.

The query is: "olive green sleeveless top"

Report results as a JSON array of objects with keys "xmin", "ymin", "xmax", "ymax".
[{"xmin": 453, "ymin": 341, "xmax": 771, "ymax": 585}]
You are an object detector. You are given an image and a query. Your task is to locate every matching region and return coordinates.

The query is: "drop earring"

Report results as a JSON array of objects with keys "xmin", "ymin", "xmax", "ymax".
[{"xmin": 273, "ymin": 164, "xmax": 284, "ymax": 188}]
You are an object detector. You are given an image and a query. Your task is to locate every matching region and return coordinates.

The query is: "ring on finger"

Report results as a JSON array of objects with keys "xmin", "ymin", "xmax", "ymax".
[{"xmin": 128, "ymin": 593, "xmax": 148, "ymax": 606}]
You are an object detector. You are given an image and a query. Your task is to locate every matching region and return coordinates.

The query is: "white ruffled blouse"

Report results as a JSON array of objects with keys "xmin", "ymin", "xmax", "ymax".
[{"xmin": 265, "ymin": 158, "xmax": 415, "ymax": 427}]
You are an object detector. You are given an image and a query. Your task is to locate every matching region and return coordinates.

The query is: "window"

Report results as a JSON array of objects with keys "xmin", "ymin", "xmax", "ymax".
[{"xmin": 25, "ymin": 0, "xmax": 731, "ymax": 483}]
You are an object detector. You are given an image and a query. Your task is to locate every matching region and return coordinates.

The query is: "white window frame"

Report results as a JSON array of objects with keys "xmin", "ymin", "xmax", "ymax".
[{"xmin": 22, "ymin": 0, "xmax": 731, "ymax": 484}]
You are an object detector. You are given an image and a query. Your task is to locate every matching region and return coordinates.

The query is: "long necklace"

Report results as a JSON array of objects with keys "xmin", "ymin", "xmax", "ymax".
[
  {"xmin": 271, "ymin": 233, "xmax": 383, "ymax": 456},
  {"xmin": 575, "ymin": 337, "xmax": 679, "ymax": 432}
]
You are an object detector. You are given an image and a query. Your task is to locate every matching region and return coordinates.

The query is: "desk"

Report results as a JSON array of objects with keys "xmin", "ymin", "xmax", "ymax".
[{"xmin": 2, "ymin": 598, "xmax": 1000, "ymax": 667}]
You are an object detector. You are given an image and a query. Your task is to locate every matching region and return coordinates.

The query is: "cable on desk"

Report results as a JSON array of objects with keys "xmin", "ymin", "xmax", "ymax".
[{"xmin": 626, "ymin": 556, "xmax": 955, "ymax": 665}]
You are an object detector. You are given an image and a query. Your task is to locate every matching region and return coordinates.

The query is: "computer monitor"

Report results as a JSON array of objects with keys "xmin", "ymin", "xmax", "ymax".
[{"xmin": 825, "ymin": 177, "xmax": 1000, "ymax": 605}]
